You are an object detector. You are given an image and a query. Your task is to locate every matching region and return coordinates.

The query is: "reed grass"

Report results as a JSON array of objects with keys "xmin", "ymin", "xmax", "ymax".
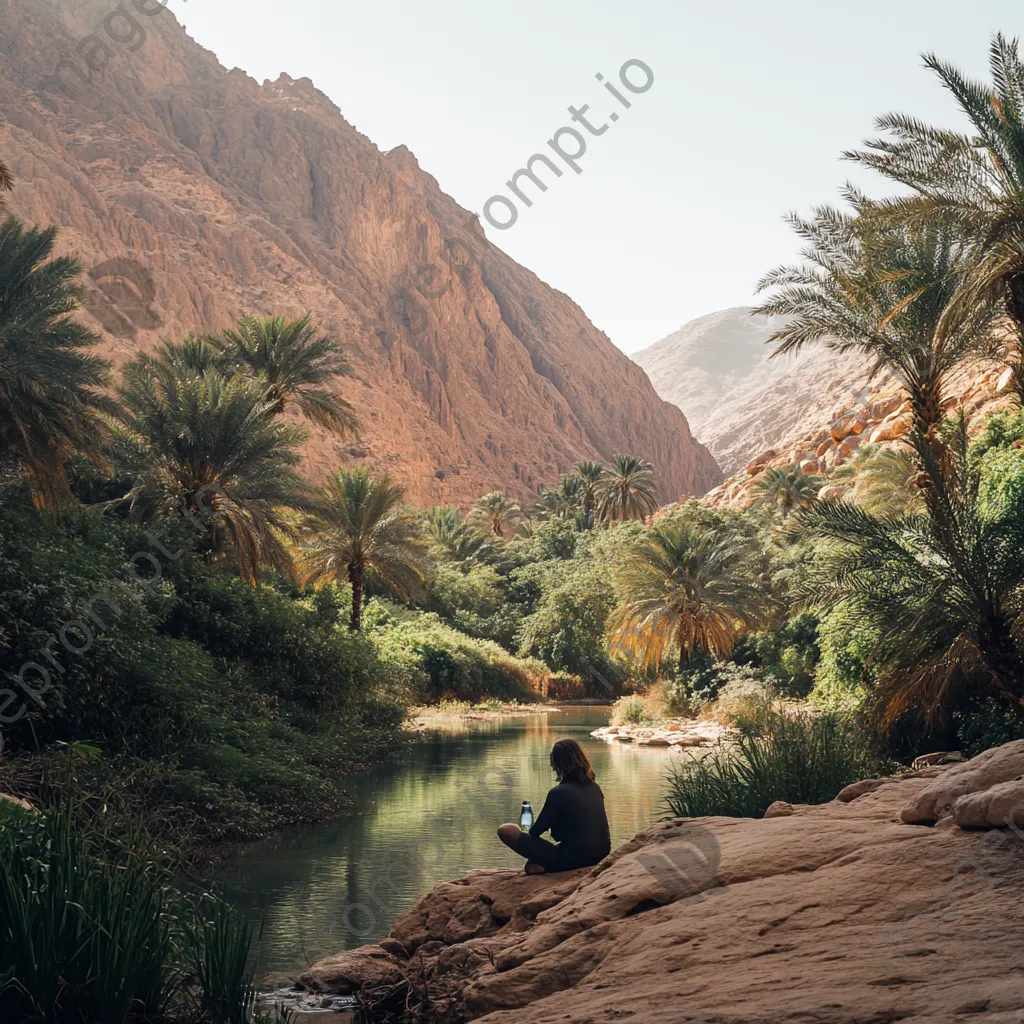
[
  {"xmin": 664, "ymin": 707, "xmax": 877, "ymax": 819},
  {"xmin": 0, "ymin": 800, "xmax": 261, "ymax": 1023}
]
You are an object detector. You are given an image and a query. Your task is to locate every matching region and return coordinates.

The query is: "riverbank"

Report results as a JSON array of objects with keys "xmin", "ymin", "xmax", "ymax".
[
  {"xmin": 406, "ymin": 699, "xmax": 562, "ymax": 729},
  {"xmin": 294, "ymin": 740, "xmax": 1024, "ymax": 1023},
  {"xmin": 0, "ymin": 718, "xmax": 409, "ymax": 867}
]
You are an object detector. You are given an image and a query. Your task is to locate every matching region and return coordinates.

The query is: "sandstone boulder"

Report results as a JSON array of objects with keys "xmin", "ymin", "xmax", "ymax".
[
  {"xmin": 901, "ymin": 740, "xmax": 1024, "ymax": 824},
  {"xmin": 817, "ymin": 484, "xmax": 846, "ymax": 500},
  {"xmin": 745, "ymin": 449, "xmax": 778, "ymax": 476},
  {"xmin": 668, "ymin": 734, "xmax": 704, "ymax": 747},
  {"xmin": 641, "ymin": 736, "xmax": 671, "ymax": 747},
  {"xmin": 298, "ymin": 945, "xmax": 405, "ymax": 995},
  {"xmin": 951, "ymin": 780, "xmax": 1024, "ymax": 829}
]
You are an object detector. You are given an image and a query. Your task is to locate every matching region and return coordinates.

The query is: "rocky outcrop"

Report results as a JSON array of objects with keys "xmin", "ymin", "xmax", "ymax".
[
  {"xmin": 0, "ymin": 0, "xmax": 721, "ymax": 505},
  {"xmin": 302, "ymin": 742, "xmax": 1024, "ymax": 1022},
  {"xmin": 703, "ymin": 357, "xmax": 1015, "ymax": 509}
]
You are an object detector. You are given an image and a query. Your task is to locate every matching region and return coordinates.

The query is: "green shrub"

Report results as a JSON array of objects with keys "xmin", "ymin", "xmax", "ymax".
[
  {"xmin": 811, "ymin": 604, "xmax": 880, "ymax": 708},
  {"xmin": 664, "ymin": 708, "xmax": 878, "ymax": 818},
  {"xmin": 956, "ymin": 696, "xmax": 1024, "ymax": 757},
  {"xmin": 733, "ymin": 612, "xmax": 820, "ymax": 697},
  {"xmin": 372, "ymin": 612, "xmax": 546, "ymax": 702},
  {"xmin": 611, "ymin": 694, "xmax": 652, "ymax": 725},
  {"xmin": 664, "ymin": 658, "xmax": 768, "ymax": 717},
  {"xmin": 516, "ymin": 562, "xmax": 615, "ymax": 676}
]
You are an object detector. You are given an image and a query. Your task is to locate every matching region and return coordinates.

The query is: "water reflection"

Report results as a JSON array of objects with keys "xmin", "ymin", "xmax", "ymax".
[{"xmin": 209, "ymin": 706, "xmax": 677, "ymax": 980}]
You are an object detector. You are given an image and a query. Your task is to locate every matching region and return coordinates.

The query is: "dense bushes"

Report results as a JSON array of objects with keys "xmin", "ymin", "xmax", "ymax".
[
  {"xmin": 369, "ymin": 603, "xmax": 547, "ymax": 702},
  {"xmin": 0, "ymin": 485, "xmax": 404, "ymax": 844}
]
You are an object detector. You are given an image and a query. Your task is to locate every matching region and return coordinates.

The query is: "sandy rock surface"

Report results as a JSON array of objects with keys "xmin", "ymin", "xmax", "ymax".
[
  {"xmin": 304, "ymin": 742, "xmax": 1024, "ymax": 1022},
  {"xmin": 590, "ymin": 720, "xmax": 730, "ymax": 751},
  {"xmin": 900, "ymin": 739, "xmax": 1024, "ymax": 824}
]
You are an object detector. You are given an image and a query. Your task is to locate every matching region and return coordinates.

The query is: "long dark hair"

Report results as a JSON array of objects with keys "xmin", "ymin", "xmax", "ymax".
[{"xmin": 550, "ymin": 739, "xmax": 595, "ymax": 784}]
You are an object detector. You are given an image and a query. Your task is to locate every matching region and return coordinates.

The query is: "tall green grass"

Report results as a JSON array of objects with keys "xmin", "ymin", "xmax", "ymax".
[
  {"xmin": 0, "ymin": 801, "xmax": 260, "ymax": 1024},
  {"xmin": 664, "ymin": 708, "xmax": 877, "ymax": 819}
]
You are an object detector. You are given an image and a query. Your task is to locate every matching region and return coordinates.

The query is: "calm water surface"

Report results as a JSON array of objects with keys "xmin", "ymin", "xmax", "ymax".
[{"xmin": 209, "ymin": 706, "xmax": 677, "ymax": 981}]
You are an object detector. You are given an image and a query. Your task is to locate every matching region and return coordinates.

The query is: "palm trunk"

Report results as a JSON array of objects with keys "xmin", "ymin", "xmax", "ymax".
[
  {"xmin": 1005, "ymin": 273, "xmax": 1024, "ymax": 405},
  {"xmin": 676, "ymin": 624, "xmax": 690, "ymax": 677},
  {"xmin": 978, "ymin": 612, "xmax": 1024, "ymax": 724},
  {"xmin": 908, "ymin": 379, "xmax": 950, "ymax": 520},
  {"xmin": 348, "ymin": 561, "xmax": 364, "ymax": 632}
]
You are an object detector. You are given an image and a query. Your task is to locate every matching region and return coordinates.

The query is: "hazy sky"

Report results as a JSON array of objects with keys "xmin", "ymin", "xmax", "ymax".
[{"xmin": 174, "ymin": 0, "xmax": 1019, "ymax": 353}]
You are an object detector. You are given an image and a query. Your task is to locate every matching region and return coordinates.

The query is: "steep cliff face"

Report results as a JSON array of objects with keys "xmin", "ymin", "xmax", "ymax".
[{"xmin": 0, "ymin": 0, "xmax": 721, "ymax": 505}]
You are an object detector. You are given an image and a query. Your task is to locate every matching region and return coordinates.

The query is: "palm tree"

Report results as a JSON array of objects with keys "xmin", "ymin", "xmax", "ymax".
[
  {"xmin": 844, "ymin": 34, "xmax": 1024, "ymax": 400},
  {"xmin": 0, "ymin": 157, "xmax": 13, "ymax": 216},
  {"xmin": 610, "ymin": 520, "xmax": 767, "ymax": 673},
  {"xmin": 111, "ymin": 355, "xmax": 311, "ymax": 582},
  {"xmin": 756, "ymin": 466, "xmax": 818, "ymax": 517},
  {"xmin": 424, "ymin": 505, "xmax": 487, "ymax": 561},
  {"xmin": 597, "ymin": 454, "xmax": 658, "ymax": 522},
  {"xmin": 535, "ymin": 474, "xmax": 584, "ymax": 519},
  {"xmin": 0, "ymin": 219, "xmax": 116, "ymax": 511},
  {"xmin": 755, "ymin": 200, "xmax": 1000, "ymax": 472},
  {"xmin": 575, "ymin": 460, "xmax": 604, "ymax": 527},
  {"xmin": 470, "ymin": 490, "xmax": 522, "ymax": 539},
  {"xmin": 797, "ymin": 417, "xmax": 1024, "ymax": 724},
  {"xmin": 150, "ymin": 334, "xmax": 229, "ymax": 375},
  {"xmin": 829, "ymin": 446, "xmax": 922, "ymax": 515},
  {"xmin": 218, "ymin": 312, "xmax": 358, "ymax": 434},
  {"xmin": 300, "ymin": 468, "xmax": 428, "ymax": 631}
]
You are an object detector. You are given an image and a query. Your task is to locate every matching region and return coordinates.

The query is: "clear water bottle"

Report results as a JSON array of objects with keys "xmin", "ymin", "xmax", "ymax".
[{"xmin": 520, "ymin": 800, "xmax": 533, "ymax": 829}]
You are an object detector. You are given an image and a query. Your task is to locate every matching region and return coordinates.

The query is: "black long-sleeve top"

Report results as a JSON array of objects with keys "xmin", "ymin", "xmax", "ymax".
[{"xmin": 529, "ymin": 778, "xmax": 611, "ymax": 860}]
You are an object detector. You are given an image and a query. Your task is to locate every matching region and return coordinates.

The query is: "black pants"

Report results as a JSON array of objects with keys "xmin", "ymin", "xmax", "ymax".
[{"xmin": 515, "ymin": 831, "xmax": 599, "ymax": 873}]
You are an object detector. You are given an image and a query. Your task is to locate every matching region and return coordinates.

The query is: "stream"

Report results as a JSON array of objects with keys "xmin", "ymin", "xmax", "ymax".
[{"xmin": 208, "ymin": 705, "xmax": 679, "ymax": 983}]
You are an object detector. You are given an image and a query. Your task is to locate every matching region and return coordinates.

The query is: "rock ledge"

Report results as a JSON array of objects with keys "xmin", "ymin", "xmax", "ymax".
[{"xmin": 302, "ymin": 742, "xmax": 1024, "ymax": 1023}]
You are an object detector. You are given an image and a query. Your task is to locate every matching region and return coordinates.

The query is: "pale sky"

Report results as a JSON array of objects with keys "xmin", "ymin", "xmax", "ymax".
[{"xmin": 173, "ymin": 0, "xmax": 1019, "ymax": 353}]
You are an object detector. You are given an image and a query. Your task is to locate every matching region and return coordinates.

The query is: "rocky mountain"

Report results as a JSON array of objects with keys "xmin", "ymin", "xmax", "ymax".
[
  {"xmin": 0, "ymin": 0, "xmax": 721, "ymax": 505},
  {"xmin": 634, "ymin": 307, "xmax": 870, "ymax": 476}
]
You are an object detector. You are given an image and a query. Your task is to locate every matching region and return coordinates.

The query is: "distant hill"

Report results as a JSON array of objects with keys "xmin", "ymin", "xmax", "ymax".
[{"xmin": 634, "ymin": 308, "xmax": 870, "ymax": 475}]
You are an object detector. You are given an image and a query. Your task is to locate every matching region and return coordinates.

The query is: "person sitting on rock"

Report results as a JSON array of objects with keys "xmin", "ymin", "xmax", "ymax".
[{"xmin": 497, "ymin": 738, "xmax": 611, "ymax": 874}]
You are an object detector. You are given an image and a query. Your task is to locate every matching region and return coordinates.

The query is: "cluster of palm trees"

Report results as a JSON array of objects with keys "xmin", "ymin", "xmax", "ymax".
[
  {"xmin": 420, "ymin": 456, "xmax": 658, "ymax": 560},
  {"xmin": 754, "ymin": 34, "xmax": 1024, "ymax": 722},
  {"xmin": 533, "ymin": 455, "xmax": 658, "ymax": 525}
]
